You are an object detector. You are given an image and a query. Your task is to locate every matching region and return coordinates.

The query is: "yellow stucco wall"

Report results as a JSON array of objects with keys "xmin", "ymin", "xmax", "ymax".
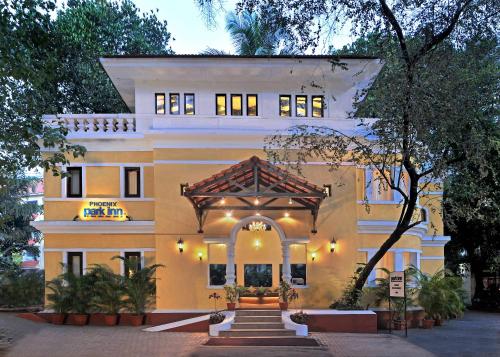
[{"xmin": 42, "ymin": 148, "xmax": 447, "ymax": 310}]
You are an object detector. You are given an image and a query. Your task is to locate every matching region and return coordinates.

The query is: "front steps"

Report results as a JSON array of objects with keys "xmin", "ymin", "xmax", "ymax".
[{"xmin": 219, "ymin": 309, "xmax": 295, "ymax": 337}]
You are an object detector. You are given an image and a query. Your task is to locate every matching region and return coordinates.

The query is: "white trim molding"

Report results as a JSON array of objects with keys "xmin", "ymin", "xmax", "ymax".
[
  {"xmin": 44, "ymin": 197, "xmax": 155, "ymax": 202},
  {"xmin": 357, "ymin": 220, "xmax": 428, "ymax": 239},
  {"xmin": 31, "ymin": 220, "xmax": 155, "ymax": 234},
  {"xmin": 421, "ymin": 256, "xmax": 445, "ymax": 260},
  {"xmin": 45, "ymin": 248, "xmax": 155, "ymax": 252}
]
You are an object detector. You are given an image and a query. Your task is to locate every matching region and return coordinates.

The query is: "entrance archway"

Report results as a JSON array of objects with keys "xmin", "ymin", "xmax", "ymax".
[{"xmin": 225, "ymin": 215, "xmax": 292, "ymax": 285}]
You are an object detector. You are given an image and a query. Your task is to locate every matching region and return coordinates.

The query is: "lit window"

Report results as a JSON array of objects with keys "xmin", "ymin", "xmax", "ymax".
[
  {"xmin": 279, "ymin": 95, "xmax": 291, "ymax": 117},
  {"xmin": 66, "ymin": 167, "xmax": 82, "ymax": 198},
  {"xmin": 124, "ymin": 167, "xmax": 140, "ymax": 198},
  {"xmin": 216, "ymin": 94, "xmax": 226, "ymax": 115},
  {"xmin": 231, "ymin": 94, "xmax": 242, "ymax": 116},
  {"xmin": 184, "ymin": 93, "xmax": 195, "ymax": 115},
  {"xmin": 312, "ymin": 95, "xmax": 324, "ymax": 118},
  {"xmin": 124, "ymin": 252, "xmax": 141, "ymax": 277},
  {"xmin": 244, "ymin": 264, "xmax": 272, "ymax": 287},
  {"xmin": 67, "ymin": 252, "xmax": 83, "ymax": 276},
  {"xmin": 295, "ymin": 95, "xmax": 308, "ymax": 117},
  {"xmin": 169, "ymin": 93, "xmax": 180, "ymax": 115},
  {"xmin": 280, "ymin": 264, "xmax": 307, "ymax": 285},
  {"xmin": 246, "ymin": 94, "xmax": 258, "ymax": 116},
  {"xmin": 155, "ymin": 93, "xmax": 165, "ymax": 114}
]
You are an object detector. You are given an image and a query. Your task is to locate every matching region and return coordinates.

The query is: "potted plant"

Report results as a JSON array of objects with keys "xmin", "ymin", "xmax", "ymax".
[
  {"xmin": 63, "ymin": 271, "xmax": 92, "ymax": 326},
  {"xmin": 223, "ymin": 284, "xmax": 238, "ymax": 310},
  {"xmin": 88, "ymin": 265, "xmax": 125, "ymax": 326},
  {"xmin": 255, "ymin": 286, "xmax": 269, "ymax": 304},
  {"xmin": 46, "ymin": 277, "xmax": 70, "ymax": 325},
  {"xmin": 208, "ymin": 292, "xmax": 225, "ymax": 324},
  {"xmin": 409, "ymin": 266, "xmax": 465, "ymax": 328},
  {"xmin": 114, "ymin": 257, "xmax": 163, "ymax": 326},
  {"xmin": 278, "ymin": 280, "xmax": 292, "ymax": 310}
]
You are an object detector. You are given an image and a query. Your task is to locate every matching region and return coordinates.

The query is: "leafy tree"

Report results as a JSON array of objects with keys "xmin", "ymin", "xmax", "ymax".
[
  {"xmin": 444, "ymin": 125, "xmax": 500, "ymax": 300},
  {"xmin": 199, "ymin": 0, "xmax": 498, "ymax": 300},
  {"xmin": 202, "ymin": 10, "xmax": 298, "ymax": 55},
  {"xmin": 0, "ymin": 0, "xmax": 173, "ymax": 181},
  {"xmin": 0, "ymin": 174, "xmax": 42, "ymax": 270}
]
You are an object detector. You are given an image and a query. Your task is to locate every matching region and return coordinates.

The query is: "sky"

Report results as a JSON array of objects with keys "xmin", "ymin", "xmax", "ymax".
[
  {"xmin": 132, "ymin": 0, "xmax": 354, "ymax": 54},
  {"xmin": 133, "ymin": 0, "xmax": 236, "ymax": 54}
]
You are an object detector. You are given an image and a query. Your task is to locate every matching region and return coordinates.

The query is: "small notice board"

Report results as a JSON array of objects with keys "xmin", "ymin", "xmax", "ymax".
[{"xmin": 389, "ymin": 271, "xmax": 405, "ymax": 297}]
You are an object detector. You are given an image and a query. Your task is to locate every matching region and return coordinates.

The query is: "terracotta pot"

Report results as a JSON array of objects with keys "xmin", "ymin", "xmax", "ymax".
[
  {"xmin": 393, "ymin": 320, "xmax": 406, "ymax": 330},
  {"xmin": 51, "ymin": 313, "xmax": 65, "ymax": 325},
  {"xmin": 422, "ymin": 319, "xmax": 434, "ymax": 329},
  {"xmin": 71, "ymin": 314, "xmax": 88, "ymax": 326},
  {"xmin": 434, "ymin": 318, "xmax": 442, "ymax": 326},
  {"xmin": 103, "ymin": 314, "xmax": 118, "ymax": 326},
  {"xmin": 226, "ymin": 302, "xmax": 236, "ymax": 311},
  {"xmin": 127, "ymin": 314, "xmax": 144, "ymax": 326},
  {"xmin": 279, "ymin": 302, "xmax": 288, "ymax": 311}
]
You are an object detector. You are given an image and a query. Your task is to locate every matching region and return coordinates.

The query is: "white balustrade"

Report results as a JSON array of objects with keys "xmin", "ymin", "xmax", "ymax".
[{"xmin": 43, "ymin": 114, "xmax": 137, "ymax": 135}]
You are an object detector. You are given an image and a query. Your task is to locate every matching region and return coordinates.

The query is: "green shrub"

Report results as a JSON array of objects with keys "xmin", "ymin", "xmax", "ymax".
[
  {"xmin": 0, "ymin": 268, "xmax": 44, "ymax": 307},
  {"xmin": 87, "ymin": 264, "xmax": 125, "ymax": 315}
]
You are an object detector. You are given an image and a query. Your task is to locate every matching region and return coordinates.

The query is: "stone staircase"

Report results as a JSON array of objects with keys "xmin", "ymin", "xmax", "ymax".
[{"xmin": 219, "ymin": 309, "xmax": 296, "ymax": 337}]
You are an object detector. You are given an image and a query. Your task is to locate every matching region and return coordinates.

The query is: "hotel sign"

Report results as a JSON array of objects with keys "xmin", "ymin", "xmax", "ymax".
[
  {"xmin": 389, "ymin": 271, "xmax": 405, "ymax": 298},
  {"xmin": 81, "ymin": 200, "xmax": 127, "ymax": 221}
]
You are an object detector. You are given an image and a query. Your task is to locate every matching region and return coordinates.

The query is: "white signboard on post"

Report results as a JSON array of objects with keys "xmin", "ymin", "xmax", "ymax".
[{"xmin": 389, "ymin": 271, "xmax": 405, "ymax": 297}]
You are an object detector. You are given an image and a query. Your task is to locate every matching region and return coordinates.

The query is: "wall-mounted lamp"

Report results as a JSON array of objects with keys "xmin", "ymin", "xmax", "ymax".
[
  {"xmin": 284, "ymin": 211, "xmax": 290, "ymax": 218},
  {"xmin": 177, "ymin": 238, "xmax": 184, "ymax": 253},
  {"xmin": 254, "ymin": 239, "xmax": 261, "ymax": 248},
  {"xmin": 198, "ymin": 252, "xmax": 203, "ymax": 261},
  {"xmin": 225, "ymin": 211, "xmax": 232, "ymax": 218},
  {"xmin": 330, "ymin": 237, "xmax": 337, "ymax": 253},
  {"xmin": 254, "ymin": 197, "xmax": 260, "ymax": 205},
  {"xmin": 288, "ymin": 198, "xmax": 293, "ymax": 205},
  {"xmin": 220, "ymin": 197, "xmax": 226, "ymax": 205},
  {"xmin": 311, "ymin": 252, "xmax": 317, "ymax": 261},
  {"xmin": 255, "ymin": 211, "xmax": 261, "ymax": 216}
]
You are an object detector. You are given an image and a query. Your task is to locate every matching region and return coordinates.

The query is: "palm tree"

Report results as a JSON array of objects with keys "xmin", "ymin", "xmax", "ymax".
[{"xmin": 201, "ymin": 10, "xmax": 298, "ymax": 56}]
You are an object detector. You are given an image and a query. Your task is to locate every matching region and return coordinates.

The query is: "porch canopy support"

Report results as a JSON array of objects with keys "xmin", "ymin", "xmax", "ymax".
[{"xmin": 182, "ymin": 156, "xmax": 328, "ymax": 234}]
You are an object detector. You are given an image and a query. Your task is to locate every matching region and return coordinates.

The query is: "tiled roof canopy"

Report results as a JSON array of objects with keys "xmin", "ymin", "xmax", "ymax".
[{"xmin": 183, "ymin": 156, "xmax": 327, "ymax": 233}]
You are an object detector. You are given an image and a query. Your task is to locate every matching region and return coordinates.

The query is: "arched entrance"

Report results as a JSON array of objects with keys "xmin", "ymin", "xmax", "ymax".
[{"xmin": 225, "ymin": 215, "xmax": 292, "ymax": 285}]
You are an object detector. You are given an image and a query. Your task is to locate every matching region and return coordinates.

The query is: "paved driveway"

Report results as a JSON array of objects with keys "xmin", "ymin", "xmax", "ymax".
[{"xmin": 0, "ymin": 311, "xmax": 498, "ymax": 357}]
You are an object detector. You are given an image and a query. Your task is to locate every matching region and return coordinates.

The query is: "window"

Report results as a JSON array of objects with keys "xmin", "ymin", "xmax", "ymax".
[
  {"xmin": 184, "ymin": 93, "xmax": 195, "ymax": 115},
  {"xmin": 279, "ymin": 95, "xmax": 291, "ymax": 117},
  {"xmin": 124, "ymin": 167, "xmax": 140, "ymax": 198},
  {"xmin": 67, "ymin": 252, "xmax": 83, "ymax": 277},
  {"xmin": 312, "ymin": 95, "xmax": 324, "ymax": 118},
  {"xmin": 246, "ymin": 94, "xmax": 258, "ymax": 116},
  {"xmin": 371, "ymin": 169, "xmax": 393, "ymax": 201},
  {"xmin": 231, "ymin": 94, "xmax": 242, "ymax": 116},
  {"xmin": 169, "ymin": 93, "xmax": 180, "ymax": 115},
  {"xmin": 216, "ymin": 94, "xmax": 226, "ymax": 115},
  {"xmin": 124, "ymin": 252, "xmax": 141, "ymax": 277},
  {"xmin": 295, "ymin": 95, "xmax": 308, "ymax": 117},
  {"xmin": 209, "ymin": 264, "xmax": 237, "ymax": 286},
  {"xmin": 280, "ymin": 264, "xmax": 307, "ymax": 285},
  {"xmin": 155, "ymin": 93, "xmax": 165, "ymax": 114},
  {"xmin": 244, "ymin": 264, "xmax": 272, "ymax": 287},
  {"xmin": 66, "ymin": 167, "xmax": 82, "ymax": 198}
]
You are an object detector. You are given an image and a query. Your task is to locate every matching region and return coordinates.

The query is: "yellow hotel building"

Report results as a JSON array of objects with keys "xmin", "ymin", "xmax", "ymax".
[{"xmin": 34, "ymin": 55, "xmax": 448, "ymax": 313}]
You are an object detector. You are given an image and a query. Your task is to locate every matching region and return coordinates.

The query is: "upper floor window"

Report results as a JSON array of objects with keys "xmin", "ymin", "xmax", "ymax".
[
  {"xmin": 296, "ymin": 95, "xmax": 308, "ymax": 117},
  {"xmin": 216, "ymin": 94, "xmax": 226, "ymax": 115},
  {"xmin": 279, "ymin": 95, "xmax": 291, "ymax": 117},
  {"xmin": 169, "ymin": 93, "xmax": 180, "ymax": 115},
  {"xmin": 231, "ymin": 94, "xmax": 242, "ymax": 116},
  {"xmin": 124, "ymin": 167, "xmax": 140, "ymax": 198},
  {"xmin": 155, "ymin": 93, "xmax": 165, "ymax": 114},
  {"xmin": 247, "ymin": 94, "xmax": 258, "ymax": 116},
  {"xmin": 67, "ymin": 252, "xmax": 83, "ymax": 276},
  {"xmin": 184, "ymin": 93, "xmax": 195, "ymax": 115},
  {"xmin": 66, "ymin": 167, "xmax": 82, "ymax": 198},
  {"xmin": 312, "ymin": 95, "xmax": 324, "ymax": 118},
  {"xmin": 124, "ymin": 252, "xmax": 141, "ymax": 277}
]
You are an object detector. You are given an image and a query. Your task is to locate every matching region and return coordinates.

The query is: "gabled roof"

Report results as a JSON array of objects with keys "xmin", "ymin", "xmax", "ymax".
[{"xmin": 183, "ymin": 156, "xmax": 327, "ymax": 233}]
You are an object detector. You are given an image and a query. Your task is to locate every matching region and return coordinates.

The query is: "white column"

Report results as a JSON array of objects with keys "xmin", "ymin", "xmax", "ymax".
[
  {"xmin": 367, "ymin": 250, "xmax": 376, "ymax": 286},
  {"xmin": 281, "ymin": 241, "xmax": 292, "ymax": 282},
  {"xmin": 394, "ymin": 251, "xmax": 404, "ymax": 272},
  {"xmin": 225, "ymin": 242, "xmax": 236, "ymax": 285}
]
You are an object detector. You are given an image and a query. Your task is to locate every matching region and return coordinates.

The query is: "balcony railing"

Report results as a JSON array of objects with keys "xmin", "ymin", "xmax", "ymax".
[
  {"xmin": 44, "ymin": 114, "xmax": 136, "ymax": 134},
  {"xmin": 43, "ymin": 114, "xmax": 375, "ymax": 138}
]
